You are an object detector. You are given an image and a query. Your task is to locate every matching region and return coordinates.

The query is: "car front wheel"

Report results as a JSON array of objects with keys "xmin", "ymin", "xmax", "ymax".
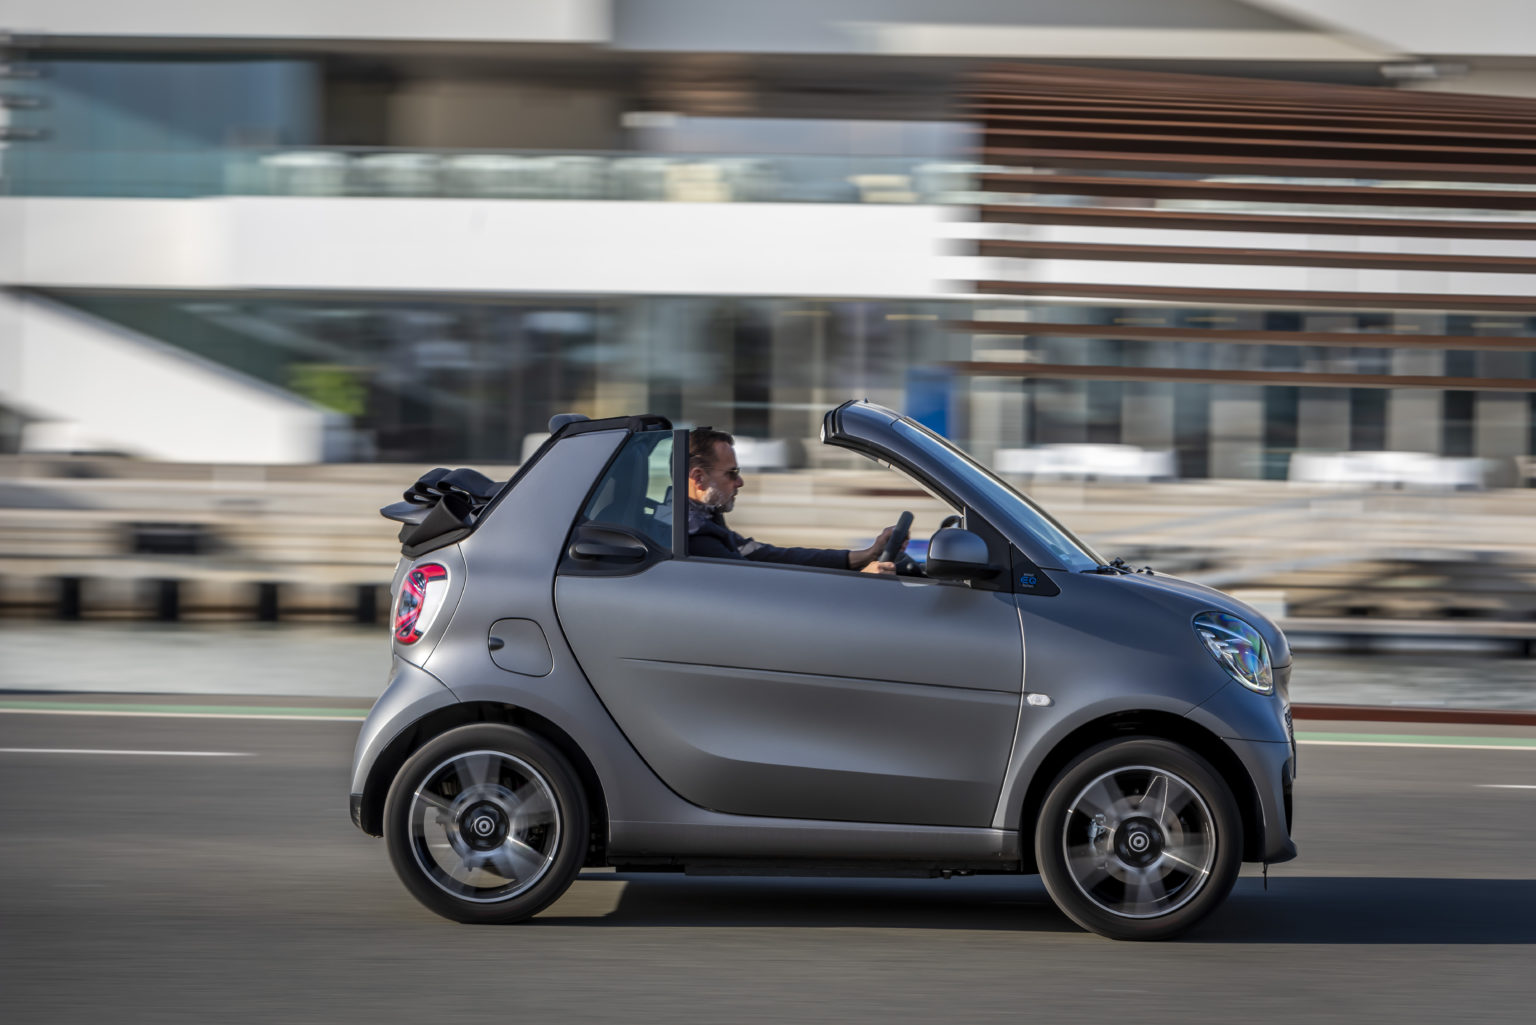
[
  {"xmin": 384, "ymin": 723, "xmax": 589, "ymax": 924},
  {"xmin": 1035, "ymin": 737, "xmax": 1242, "ymax": 940}
]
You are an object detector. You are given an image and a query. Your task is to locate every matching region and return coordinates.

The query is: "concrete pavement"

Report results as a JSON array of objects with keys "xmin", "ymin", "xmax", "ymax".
[{"xmin": 3, "ymin": 707, "xmax": 1535, "ymax": 1025}]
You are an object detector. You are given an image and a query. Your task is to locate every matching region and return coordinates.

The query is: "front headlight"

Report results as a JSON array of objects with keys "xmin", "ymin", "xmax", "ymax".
[{"xmin": 1194, "ymin": 612, "xmax": 1273, "ymax": 695}]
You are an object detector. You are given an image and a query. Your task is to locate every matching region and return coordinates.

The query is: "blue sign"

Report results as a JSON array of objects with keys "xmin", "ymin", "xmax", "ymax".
[{"xmin": 905, "ymin": 366, "xmax": 952, "ymax": 438}]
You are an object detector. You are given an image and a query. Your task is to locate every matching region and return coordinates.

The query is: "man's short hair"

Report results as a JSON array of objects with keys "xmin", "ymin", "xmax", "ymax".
[{"xmin": 688, "ymin": 427, "xmax": 735, "ymax": 473}]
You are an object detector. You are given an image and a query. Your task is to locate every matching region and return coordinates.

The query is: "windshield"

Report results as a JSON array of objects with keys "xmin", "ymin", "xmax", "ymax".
[{"xmin": 894, "ymin": 419, "xmax": 1103, "ymax": 572}]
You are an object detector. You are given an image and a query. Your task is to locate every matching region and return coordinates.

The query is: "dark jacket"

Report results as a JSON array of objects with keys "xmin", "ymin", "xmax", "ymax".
[{"xmin": 687, "ymin": 502, "xmax": 849, "ymax": 569}]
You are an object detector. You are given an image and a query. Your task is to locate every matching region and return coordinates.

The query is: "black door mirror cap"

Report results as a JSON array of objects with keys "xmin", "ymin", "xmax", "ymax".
[
  {"xmin": 569, "ymin": 539, "xmax": 647, "ymax": 561},
  {"xmin": 925, "ymin": 528, "xmax": 999, "ymax": 581},
  {"xmin": 567, "ymin": 523, "xmax": 651, "ymax": 562},
  {"xmin": 925, "ymin": 557, "xmax": 1001, "ymax": 581}
]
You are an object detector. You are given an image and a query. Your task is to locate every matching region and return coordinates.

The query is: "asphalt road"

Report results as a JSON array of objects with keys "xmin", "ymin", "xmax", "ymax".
[{"xmin": 3, "ymin": 703, "xmax": 1536, "ymax": 1025}]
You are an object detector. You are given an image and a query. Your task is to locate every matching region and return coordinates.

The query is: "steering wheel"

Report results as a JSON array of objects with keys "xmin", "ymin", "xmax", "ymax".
[{"xmin": 880, "ymin": 510, "xmax": 914, "ymax": 566}]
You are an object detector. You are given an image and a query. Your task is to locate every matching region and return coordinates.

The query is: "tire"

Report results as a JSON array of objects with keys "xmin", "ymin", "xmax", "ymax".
[
  {"xmin": 1035, "ymin": 737, "xmax": 1242, "ymax": 941},
  {"xmin": 384, "ymin": 723, "xmax": 589, "ymax": 924}
]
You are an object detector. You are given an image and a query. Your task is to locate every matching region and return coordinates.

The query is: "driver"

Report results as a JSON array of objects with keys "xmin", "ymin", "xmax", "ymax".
[{"xmin": 686, "ymin": 428, "xmax": 903, "ymax": 574}]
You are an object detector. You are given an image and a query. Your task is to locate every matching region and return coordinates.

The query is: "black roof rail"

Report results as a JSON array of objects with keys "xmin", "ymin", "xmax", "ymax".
[
  {"xmin": 552, "ymin": 413, "xmax": 672, "ymax": 439},
  {"xmin": 548, "ymin": 413, "xmax": 589, "ymax": 433}
]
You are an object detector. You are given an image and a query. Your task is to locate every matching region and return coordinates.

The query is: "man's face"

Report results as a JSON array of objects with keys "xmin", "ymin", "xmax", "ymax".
[{"xmin": 694, "ymin": 441, "xmax": 745, "ymax": 512}]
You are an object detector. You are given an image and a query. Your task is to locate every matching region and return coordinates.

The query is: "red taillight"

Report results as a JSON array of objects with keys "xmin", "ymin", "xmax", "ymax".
[{"xmin": 394, "ymin": 563, "xmax": 449, "ymax": 643}]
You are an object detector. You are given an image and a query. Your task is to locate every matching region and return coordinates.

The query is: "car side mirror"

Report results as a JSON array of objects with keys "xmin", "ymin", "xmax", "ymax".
[
  {"xmin": 568, "ymin": 524, "xmax": 649, "ymax": 562},
  {"xmin": 924, "ymin": 528, "xmax": 1000, "ymax": 581}
]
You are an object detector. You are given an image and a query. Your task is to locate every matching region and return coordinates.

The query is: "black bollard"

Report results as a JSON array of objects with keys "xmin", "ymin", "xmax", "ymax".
[
  {"xmin": 354, "ymin": 584, "xmax": 380, "ymax": 625},
  {"xmin": 256, "ymin": 581, "xmax": 281, "ymax": 622},
  {"xmin": 57, "ymin": 576, "xmax": 82, "ymax": 620},
  {"xmin": 153, "ymin": 578, "xmax": 181, "ymax": 622}
]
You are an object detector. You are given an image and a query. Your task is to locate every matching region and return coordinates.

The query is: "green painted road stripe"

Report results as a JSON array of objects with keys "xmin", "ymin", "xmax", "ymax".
[
  {"xmin": 0, "ymin": 699, "xmax": 367, "ymax": 719},
  {"xmin": 1297, "ymin": 731, "xmax": 1536, "ymax": 750}
]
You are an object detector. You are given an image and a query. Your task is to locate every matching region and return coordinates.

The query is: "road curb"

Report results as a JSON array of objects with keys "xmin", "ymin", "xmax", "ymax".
[{"xmin": 1292, "ymin": 703, "xmax": 1536, "ymax": 727}]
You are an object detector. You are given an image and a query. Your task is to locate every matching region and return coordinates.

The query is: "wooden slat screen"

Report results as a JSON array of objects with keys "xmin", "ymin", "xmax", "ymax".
[
  {"xmin": 946, "ymin": 362, "xmax": 1536, "ymax": 392},
  {"xmin": 974, "ymin": 279, "xmax": 1536, "ymax": 312},
  {"xmin": 975, "ymin": 174, "xmax": 1536, "ymax": 211},
  {"xmin": 964, "ymin": 64, "xmax": 1536, "ymax": 391},
  {"xmin": 948, "ymin": 320, "xmax": 1536, "ymax": 353}
]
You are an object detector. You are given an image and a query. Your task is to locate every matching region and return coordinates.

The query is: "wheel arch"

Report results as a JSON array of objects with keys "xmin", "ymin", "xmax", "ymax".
[
  {"xmin": 359, "ymin": 701, "xmax": 610, "ymax": 863},
  {"xmin": 1014, "ymin": 709, "xmax": 1265, "ymax": 871}
]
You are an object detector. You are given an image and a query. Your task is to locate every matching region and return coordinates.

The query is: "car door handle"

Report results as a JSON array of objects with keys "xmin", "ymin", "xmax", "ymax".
[{"xmin": 568, "ymin": 539, "xmax": 647, "ymax": 561}]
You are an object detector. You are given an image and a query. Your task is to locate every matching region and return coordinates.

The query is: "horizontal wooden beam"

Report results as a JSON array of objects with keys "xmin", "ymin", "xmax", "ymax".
[
  {"xmin": 971, "ymin": 280, "xmax": 1536, "ymax": 313},
  {"xmin": 949, "ymin": 320, "xmax": 1536, "ymax": 351},
  {"xmin": 976, "ymin": 238, "xmax": 1536, "ymax": 274},
  {"xmin": 966, "ymin": 87, "xmax": 1536, "ymax": 120},
  {"xmin": 967, "ymin": 94, "xmax": 1536, "ymax": 130},
  {"xmin": 983, "ymin": 125, "xmax": 1536, "ymax": 163},
  {"xmin": 976, "ymin": 114, "xmax": 1536, "ymax": 150},
  {"xmin": 966, "ymin": 101, "xmax": 1536, "ymax": 135},
  {"xmin": 943, "ymin": 361, "xmax": 1536, "ymax": 391},
  {"xmin": 977, "ymin": 205, "xmax": 1536, "ymax": 240},
  {"xmin": 968, "ymin": 67, "xmax": 1536, "ymax": 119},
  {"xmin": 974, "ymin": 174, "xmax": 1536, "ymax": 211},
  {"xmin": 983, "ymin": 144, "xmax": 1536, "ymax": 183}
]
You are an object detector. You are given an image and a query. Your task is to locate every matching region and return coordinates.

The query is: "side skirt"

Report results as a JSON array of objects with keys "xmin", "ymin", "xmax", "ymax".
[{"xmin": 612, "ymin": 858, "xmax": 1028, "ymax": 878}]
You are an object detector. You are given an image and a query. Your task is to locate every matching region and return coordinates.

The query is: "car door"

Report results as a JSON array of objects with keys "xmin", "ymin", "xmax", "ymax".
[{"xmin": 554, "ymin": 432, "xmax": 1023, "ymax": 828}]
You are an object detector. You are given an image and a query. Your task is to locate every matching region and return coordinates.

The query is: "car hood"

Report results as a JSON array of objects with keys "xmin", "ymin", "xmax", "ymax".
[{"xmin": 1105, "ymin": 570, "xmax": 1292, "ymax": 668}]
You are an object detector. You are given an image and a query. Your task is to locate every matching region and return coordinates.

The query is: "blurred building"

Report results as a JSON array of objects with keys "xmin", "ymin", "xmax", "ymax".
[{"xmin": 0, "ymin": 1, "xmax": 1533, "ymax": 477}]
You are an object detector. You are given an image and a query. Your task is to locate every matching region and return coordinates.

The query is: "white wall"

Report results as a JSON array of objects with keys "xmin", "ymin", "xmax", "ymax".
[
  {"xmin": 841, "ymin": 25, "xmax": 1388, "ymax": 60},
  {"xmin": 0, "ymin": 199, "xmax": 224, "ymax": 289},
  {"xmin": 0, "ymin": 197, "xmax": 960, "ymax": 299},
  {"xmin": 1250, "ymin": 1, "xmax": 1536, "ymax": 58},
  {"xmin": 0, "ymin": 292, "xmax": 334, "ymax": 463},
  {"xmin": 5, "ymin": 196, "xmax": 1529, "ymax": 301},
  {"xmin": 1408, "ymin": 69, "xmax": 1536, "ymax": 100},
  {"xmin": 0, "ymin": 0, "xmax": 610, "ymax": 43},
  {"xmin": 613, "ymin": 0, "xmax": 1326, "ymax": 54}
]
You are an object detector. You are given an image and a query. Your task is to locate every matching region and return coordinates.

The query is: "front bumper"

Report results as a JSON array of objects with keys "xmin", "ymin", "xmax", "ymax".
[
  {"xmin": 1187, "ymin": 677, "xmax": 1297, "ymax": 864},
  {"xmin": 1227, "ymin": 735, "xmax": 1298, "ymax": 864}
]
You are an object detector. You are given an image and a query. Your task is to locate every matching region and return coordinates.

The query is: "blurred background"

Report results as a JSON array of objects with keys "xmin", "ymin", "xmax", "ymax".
[{"xmin": 1, "ymin": 0, "xmax": 1534, "ymax": 701}]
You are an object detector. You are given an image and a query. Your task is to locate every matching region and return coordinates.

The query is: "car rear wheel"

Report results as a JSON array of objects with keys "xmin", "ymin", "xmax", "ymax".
[
  {"xmin": 384, "ymin": 723, "xmax": 588, "ymax": 924},
  {"xmin": 1035, "ymin": 737, "xmax": 1242, "ymax": 940}
]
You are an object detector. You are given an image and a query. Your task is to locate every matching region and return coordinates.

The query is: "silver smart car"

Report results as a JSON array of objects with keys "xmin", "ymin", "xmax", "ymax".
[{"xmin": 350, "ymin": 400, "xmax": 1296, "ymax": 940}]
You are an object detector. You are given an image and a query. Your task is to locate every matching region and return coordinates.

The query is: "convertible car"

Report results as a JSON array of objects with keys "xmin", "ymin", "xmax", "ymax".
[{"xmin": 350, "ymin": 400, "xmax": 1296, "ymax": 940}]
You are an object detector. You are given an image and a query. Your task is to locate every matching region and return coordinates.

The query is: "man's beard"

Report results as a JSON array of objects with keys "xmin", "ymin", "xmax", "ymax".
[{"xmin": 701, "ymin": 483, "xmax": 735, "ymax": 513}]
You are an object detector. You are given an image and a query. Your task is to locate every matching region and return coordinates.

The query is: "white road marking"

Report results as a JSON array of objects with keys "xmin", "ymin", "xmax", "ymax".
[
  {"xmin": 0, "ymin": 748, "xmax": 250, "ymax": 757},
  {"xmin": 0, "ymin": 709, "xmax": 363, "ymax": 722},
  {"xmin": 1479, "ymin": 784, "xmax": 1536, "ymax": 789}
]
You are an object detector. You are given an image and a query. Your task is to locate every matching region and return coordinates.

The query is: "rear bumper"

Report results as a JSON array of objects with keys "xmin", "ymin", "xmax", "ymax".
[{"xmin": 349, "ymin": 656, "xmax": 459, "ymax": 835}]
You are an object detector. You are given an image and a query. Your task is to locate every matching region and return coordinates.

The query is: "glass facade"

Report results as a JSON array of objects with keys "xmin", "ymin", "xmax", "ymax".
[
  {"xmin": 2, "ymin": 53, "xmax": 980, "ymax": 201},
  {"xmin": 42, "ymin": 292, "xmax": 1536, "ymax": 476},
  {"xmin": 3, "ymin": 58, "xmax": 321, "ymax": 197},
  {"xmin": 50, "ymin": 292, "xmax": 955, "ymax": 464}
]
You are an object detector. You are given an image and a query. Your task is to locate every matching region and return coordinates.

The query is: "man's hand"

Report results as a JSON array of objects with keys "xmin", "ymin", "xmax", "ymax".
[{"xmin": 850, "ymin": 524, "xmax": 906, "ymax": 573}]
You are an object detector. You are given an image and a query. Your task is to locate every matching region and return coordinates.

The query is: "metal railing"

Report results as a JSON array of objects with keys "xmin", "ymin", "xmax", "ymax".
[{"xmin": 0, "ymin": 146, "xmax": 986, "ymax": 203}]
